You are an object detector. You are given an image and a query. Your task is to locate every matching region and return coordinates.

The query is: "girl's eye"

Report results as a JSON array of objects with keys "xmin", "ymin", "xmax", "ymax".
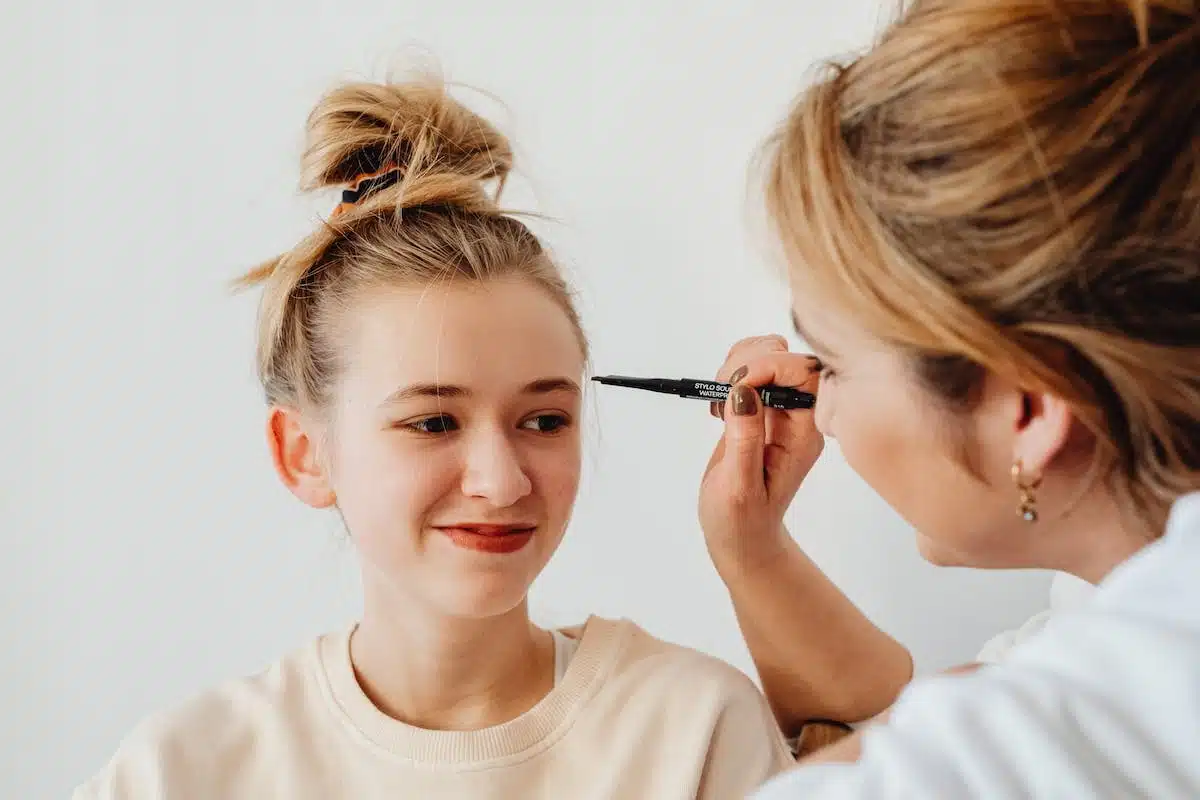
[
  {"xmin": 812, "ymin": 358, "xmax": 836, "ymax": 379},
  {"xmin": 521, "ymin": 414, "xmax": 571, "ymax": 434},
  {"xmin": 408, "ymin": 415, "xmax": 459, "ymax": 435}
]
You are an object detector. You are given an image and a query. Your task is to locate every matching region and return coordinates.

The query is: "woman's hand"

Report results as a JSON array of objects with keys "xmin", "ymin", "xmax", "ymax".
[
  {"xmin": 793, "ymin": 721, "xmax": 857, "ymax": 758},
  {"xmin": 699, "ymin": 335, "xmax": 824, "ymax": 576},
  {"xmin": 698, "ymin": 337, "xmax": 912, "ymax": 729}
]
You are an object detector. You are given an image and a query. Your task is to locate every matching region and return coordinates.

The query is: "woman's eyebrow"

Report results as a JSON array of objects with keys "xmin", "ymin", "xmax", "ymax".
[{"xmin": 791, "ymin": 311, "xmax": 837, "ymax": 357}]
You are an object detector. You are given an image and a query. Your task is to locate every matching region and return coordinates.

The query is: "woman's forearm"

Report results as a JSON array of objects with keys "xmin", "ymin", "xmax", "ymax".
[{"xmin": 718, "ymin": 530, "xmax": 913, "ymax": 733}]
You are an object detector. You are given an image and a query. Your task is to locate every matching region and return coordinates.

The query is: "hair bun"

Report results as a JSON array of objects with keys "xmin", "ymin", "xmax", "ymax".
[{"xmin": 300, "ymin": 79, "xmax": 513, "ymax": 211}]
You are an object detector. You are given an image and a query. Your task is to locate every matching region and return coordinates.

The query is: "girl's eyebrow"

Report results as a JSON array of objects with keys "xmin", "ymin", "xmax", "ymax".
[{"xmin": 381, "ymin": 377, "xmax": 581, "ymax": 406}]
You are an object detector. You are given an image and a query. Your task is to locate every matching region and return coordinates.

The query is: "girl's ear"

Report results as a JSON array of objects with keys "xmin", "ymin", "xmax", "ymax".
[{"xmin": 266, "ymin": 406, "xmax": 335, "ymax": 508}]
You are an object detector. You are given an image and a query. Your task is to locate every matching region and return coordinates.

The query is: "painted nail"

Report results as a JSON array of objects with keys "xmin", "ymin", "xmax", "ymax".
[
  {"xmin": 710, "ymin": 401, "xmax": 723, "ymax": 419},
  {"xmin": 729, "ymin": 365, "xmax": 748, "ymax": 384},
  {"xmin": 732, "ymin": 384, "xmax": 758, "ymax": 416}
]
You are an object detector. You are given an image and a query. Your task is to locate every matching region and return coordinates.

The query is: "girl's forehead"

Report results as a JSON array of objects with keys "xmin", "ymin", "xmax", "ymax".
[{"xmin": 338, "ymin": 280, "xmax": 585, "ymax": 400}]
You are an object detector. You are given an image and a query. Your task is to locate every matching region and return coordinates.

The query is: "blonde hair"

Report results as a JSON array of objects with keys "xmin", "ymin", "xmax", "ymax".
[
  {"xmin": 238, "ymin": 79, "xmax": 586, "ymax": 411},
  {"xmin": 765, "ymin": 0, "xmax": 1199, "ymax": 529}
]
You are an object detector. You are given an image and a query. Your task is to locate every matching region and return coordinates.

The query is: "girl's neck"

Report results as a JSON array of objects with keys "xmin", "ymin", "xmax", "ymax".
[{"xmin": 349, "ymin": 593, "xmax": 554, "ymax": 731}]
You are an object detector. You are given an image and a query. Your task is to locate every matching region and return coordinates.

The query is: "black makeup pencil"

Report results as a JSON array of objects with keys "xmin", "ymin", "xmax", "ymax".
[{"xmin": 591, "ymin": 375, "xmax": 815, "ymax": 410}]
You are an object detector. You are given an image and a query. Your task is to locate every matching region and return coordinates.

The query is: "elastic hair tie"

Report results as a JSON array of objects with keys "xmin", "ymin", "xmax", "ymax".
[{"xmin": 330, "ymin": 166, "xmax": 403, "ymax": 216}]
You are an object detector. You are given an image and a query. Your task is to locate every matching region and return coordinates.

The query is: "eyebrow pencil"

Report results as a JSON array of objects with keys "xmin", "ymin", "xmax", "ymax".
[{"xmin": 591, "ymin": 375, "xmax": 815, "ymax": 410}]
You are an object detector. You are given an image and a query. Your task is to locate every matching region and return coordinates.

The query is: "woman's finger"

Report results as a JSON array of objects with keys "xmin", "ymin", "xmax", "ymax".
[
  {"xmin": 716, "ymin": 335, "xmax": 789, "ymax": 383},
  {"xmin": 714, "ymin": 352, "xmax": 821, "ymax": 421},
  {"xmin": 732, "ymin": 352, "xmax": 821, "ymax": 393},
  {"xmin": 720, "ymin": 381, "xmax": 768, "ymax": 505},
  {"xmin": 763, "ymin": 416, "xmax": 824, "ymax": 502},
  {"xmin": 712, "ymin": 335, "xmax": 792, "ymax": 419}
]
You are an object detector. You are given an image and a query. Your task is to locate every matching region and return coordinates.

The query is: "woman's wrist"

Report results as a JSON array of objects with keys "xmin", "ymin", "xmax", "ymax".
[{"xmin": 706, "ymin": 523, "xmax": 792, "ymax": 584}]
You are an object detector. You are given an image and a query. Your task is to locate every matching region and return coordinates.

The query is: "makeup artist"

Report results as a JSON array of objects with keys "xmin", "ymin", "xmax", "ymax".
[{"xmin": 692, "ymin": 0, "xmax": 1200, "ymax": 796}]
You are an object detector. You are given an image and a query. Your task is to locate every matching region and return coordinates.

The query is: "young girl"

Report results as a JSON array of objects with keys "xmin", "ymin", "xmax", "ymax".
[{"xmin": 73, "ymin": 78, "xmax": 793, "ymax": 798}]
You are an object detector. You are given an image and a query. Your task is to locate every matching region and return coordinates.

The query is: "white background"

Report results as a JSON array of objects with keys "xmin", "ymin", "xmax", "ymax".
[{"xmin": 2, "ymin": 3, "xmax": 1052, "ymax": 797}]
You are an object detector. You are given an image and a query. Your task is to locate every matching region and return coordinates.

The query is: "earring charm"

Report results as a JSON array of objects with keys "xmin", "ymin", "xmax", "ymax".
[{"xmin": 1012, "ymin": 459, "xmax": 1042, "ymax": 523}]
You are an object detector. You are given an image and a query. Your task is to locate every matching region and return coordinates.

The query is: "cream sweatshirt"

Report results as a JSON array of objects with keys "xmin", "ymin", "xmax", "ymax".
[{"xmin": 74, "ymin": 616, "xmax": 792, "ymax": 799}]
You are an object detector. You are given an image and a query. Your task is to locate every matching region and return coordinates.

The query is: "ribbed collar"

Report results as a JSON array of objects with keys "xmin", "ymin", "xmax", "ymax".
[{"xmin": 316, "ymin": 616, "xmax": 628, "ymax": 768}]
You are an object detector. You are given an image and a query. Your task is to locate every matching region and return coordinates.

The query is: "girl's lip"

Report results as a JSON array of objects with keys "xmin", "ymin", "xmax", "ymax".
[
  {"xmin": 434, "ymin": 524, "xmax": 536, "ymax": 536},
  {"xmin": 438, "ymin": 526, "xmax": 535, "ymax": 554}
]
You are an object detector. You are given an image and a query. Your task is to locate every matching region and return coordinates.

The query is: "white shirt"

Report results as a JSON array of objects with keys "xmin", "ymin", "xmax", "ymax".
[
  {"xmin": 755, "ymin": 492, "xmax": 1200, "ymax": 799},
  {"xmin": 974, "ymin": 573, "xmax": 1095, "ymax": 663}
]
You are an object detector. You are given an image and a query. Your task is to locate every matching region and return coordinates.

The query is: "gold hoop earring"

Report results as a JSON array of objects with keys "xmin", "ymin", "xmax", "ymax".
[{"xmin": 1011, "ymin": 459, "xmax": 1042, "ymax": 523}]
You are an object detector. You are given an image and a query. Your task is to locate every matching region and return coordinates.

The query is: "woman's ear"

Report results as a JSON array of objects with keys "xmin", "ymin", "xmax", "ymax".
[
  {"xmin": 266, "ymin": 406, "xmax": 336, "ymax": 509},
  {"xmin": 1011, "ymin": 388, "xmax": 1075, "ymax": 479}
]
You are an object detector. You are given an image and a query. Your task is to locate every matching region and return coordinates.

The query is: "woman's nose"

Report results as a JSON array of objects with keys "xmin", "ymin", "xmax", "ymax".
[
  {"xmin": 814, "ymin": 392, "xmax": 834, "ymax": 438},
  {"xmin": 460, "ymin": 430, "xmax": 533, "ymax": 507}
]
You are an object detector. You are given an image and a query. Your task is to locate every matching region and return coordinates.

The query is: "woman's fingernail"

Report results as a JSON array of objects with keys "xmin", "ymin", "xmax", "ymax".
[
  {"xmin": 729, "ymin": 365, "xmax": 748, "ymax": 384},
  {"xmin": 710, "ymin": 401, "xmax": 723, "ymax": 419},
  {"xmin": 732, "ymin": 384, "xmax": 758, "ymax": 416}
]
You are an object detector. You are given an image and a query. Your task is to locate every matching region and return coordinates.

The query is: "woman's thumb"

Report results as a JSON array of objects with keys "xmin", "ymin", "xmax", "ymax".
[{"xmin": 722, "ymin": 383, "xmax": 767, "ymax": 498}]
